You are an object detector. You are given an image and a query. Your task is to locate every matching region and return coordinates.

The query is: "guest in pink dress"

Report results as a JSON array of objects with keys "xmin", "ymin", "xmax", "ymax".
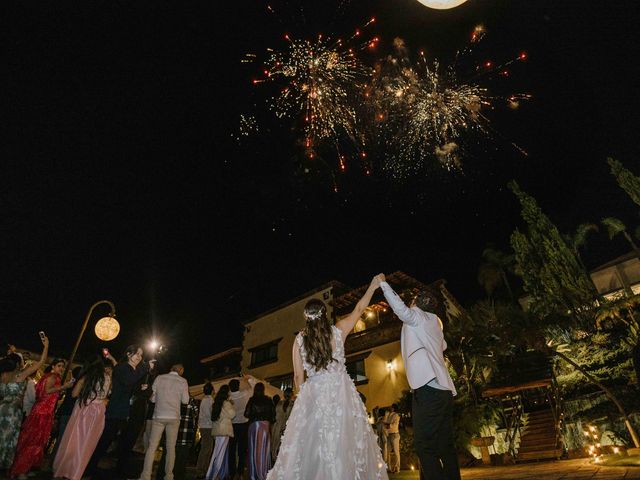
[{"xmin": 53, "ymin": 356, "xmax": 112, "ymax": 480}]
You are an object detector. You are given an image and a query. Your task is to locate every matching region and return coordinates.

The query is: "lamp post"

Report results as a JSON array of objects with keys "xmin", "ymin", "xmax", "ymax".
[{"xmin": 62, "ymin": 300, "xmax": 117, "ymax": 381}]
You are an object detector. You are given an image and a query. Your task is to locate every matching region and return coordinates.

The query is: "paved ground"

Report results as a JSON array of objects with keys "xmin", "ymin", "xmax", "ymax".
[
  {"xmin": 389, "ymin": 458, "xmax": 640, "ymax": 480},
  {"xmin": 3, "ymin": 457, "xmax": 640, "ymax": 479}
]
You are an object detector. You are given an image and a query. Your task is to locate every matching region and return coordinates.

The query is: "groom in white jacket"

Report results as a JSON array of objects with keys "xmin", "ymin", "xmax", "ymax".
[{"xmin": 379, "ymin": 274, "xmax": 460, "ymax": 480}]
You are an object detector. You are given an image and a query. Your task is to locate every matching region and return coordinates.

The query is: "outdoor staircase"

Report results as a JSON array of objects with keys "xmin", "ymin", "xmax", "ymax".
[{"xmin": 516, "ymin": 409, "xmax": 563, "ymax": 462}]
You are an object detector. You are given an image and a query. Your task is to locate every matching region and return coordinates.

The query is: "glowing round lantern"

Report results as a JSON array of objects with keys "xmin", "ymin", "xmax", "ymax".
[
  {"xmin": 94, "ymin": 316, "xmax": 120, "ymax": 341},
  {"xmin": 416, "ymin": 0, "xmax": 468, "ymax": 9}
]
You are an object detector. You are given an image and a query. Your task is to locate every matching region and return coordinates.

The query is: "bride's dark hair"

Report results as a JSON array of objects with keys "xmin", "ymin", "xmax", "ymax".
[{"xmin": 302, "ymin": 299, "xmax": 334, "ymax": 371}]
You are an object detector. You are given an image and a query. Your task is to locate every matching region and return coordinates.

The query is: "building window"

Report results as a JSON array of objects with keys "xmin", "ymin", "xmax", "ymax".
[
  {"xmin": 249, "ymin": 338, "xmax": 282, "ymax": 367},
  {"xmin": 267, "ymin": 373, "xmax": 294, "ymax": 391},
  {"xmin": 346, "ymin": 358, "xmax": 368, "ymax": 385}
]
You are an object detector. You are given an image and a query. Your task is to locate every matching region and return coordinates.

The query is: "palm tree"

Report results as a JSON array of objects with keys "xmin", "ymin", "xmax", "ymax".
[
  {"xmin": 536, "ymin": 340, "xmax": 640, "ymax": 448},
  {"xmin": 564, "ymin": 223, "xmax": 599, "ymax": 271},
  {"xmin": 597, "ymin": 294, "xmax": 640, "ymax": 385},
  {"xmin": 533, "ymin": 336, "xmax": 640, "ymax": 448},
  {"xmin": 602, "ymin": 217, "xmax": 640, "ymax": 257},
  {"xmin": 477, "ymin": 247, "xmax": 515, "ymax": 300}
]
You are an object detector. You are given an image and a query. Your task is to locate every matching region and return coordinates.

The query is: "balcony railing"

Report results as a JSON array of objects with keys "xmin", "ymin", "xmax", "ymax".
[{"xmin": 344, "ymin": 321, "xmax": 402, "ymax": 355}]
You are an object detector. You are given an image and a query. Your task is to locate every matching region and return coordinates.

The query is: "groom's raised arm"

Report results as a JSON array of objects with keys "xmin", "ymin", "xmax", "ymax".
[{"xmin": 380, "ymin": 280, "xmax": 421, "ymax": 327}]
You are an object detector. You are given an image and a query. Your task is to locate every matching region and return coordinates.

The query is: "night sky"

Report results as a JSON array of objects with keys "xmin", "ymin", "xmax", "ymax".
[{"xmin": 3, "ymin": 0, "xmax": 640, "ymax": 380}]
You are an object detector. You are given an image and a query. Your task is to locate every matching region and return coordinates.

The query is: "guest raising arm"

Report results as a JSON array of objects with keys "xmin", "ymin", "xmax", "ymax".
[{"xmin": 0, "ymin": 334, "xmax": 50, "ymax": 470}]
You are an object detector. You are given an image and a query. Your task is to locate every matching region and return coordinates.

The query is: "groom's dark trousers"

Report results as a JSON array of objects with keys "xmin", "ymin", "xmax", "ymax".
[{"xmin": 413, "ymin": 384, "xmax": 461, "ymax": 480}]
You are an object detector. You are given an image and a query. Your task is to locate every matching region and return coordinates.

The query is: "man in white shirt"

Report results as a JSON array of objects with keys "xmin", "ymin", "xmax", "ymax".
[
  {"xmin": 379, "ymin": 274, "xmax": 460, "ymax": 480},
  {"xmin": 195, "ymin": 382, "xmax": 215, "ymax": 478},
  {"xmin": 139, "ymin": 363, "xmax": 189, "ymax": 480},
  {"xmin": 384, "ymin": 403, "xmax": 401, "ymax": 473},
  {"xmin": 228, "ymin": 378, "xmax": 251, "ymax": 479}
]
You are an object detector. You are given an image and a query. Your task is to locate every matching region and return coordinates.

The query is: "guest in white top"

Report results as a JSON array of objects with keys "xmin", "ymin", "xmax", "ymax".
[
  {"xmin": 384, "ymin": 403, "xmax": 401, "ymax": 473},
  {"xmin": 206, "ymin": 384, "xmax": 236, "ymax": 480},
  {"xmin": 380, "ymin": 274, "xmax": 460, "ymax": 480},
  {"xmin": 22, "ymin": 376, "xmax": 37, "ymax": 416},
  {"xmin": 228, "ymin": 378, "xmax": 251, "ymax": 478},
  {"xmin": 139, "ymin": 363, "xmax": 189, "ymax": 480},
  {"xmin": 195, "ymin": 382, "xmax": 215, "ymax": 478}
]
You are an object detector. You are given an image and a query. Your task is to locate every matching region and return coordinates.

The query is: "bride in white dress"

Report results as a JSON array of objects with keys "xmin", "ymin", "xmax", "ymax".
[{"xmin": 267, "ymin": 275, "xmax": 389, "ymax": 480}]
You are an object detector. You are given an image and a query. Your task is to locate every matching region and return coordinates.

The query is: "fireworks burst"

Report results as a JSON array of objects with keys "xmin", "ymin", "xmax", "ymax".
[
  {"xmin": 368, "ymin": 30, "xmax": 530, "ymax": 177},
  {"xmin": 232, "ymin": 114, "xmax": 259, "ymax": 144},
  {"xmin": 250, "ymin": 17, "xmax": 377, "ymax": 168}
]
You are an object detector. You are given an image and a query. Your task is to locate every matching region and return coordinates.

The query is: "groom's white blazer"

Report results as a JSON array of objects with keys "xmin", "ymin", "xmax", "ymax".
[{"xmin": 381, "ymin": 281, "xmax": 457, "ymax": 395}]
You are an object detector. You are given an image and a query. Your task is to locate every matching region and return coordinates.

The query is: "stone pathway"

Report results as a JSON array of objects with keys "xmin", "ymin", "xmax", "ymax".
[
  {"xmin": 4, "ymin": 457, "xmax": 640, "ymax": 480},
  {"xmin": 390, "ymin": 459, "xmax": 640, "ymax": 480}
]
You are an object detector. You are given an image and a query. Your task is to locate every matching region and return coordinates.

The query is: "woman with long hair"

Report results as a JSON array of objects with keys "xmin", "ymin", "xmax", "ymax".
[
  {"xmin": 206, "ymin": 384, "xmax": 236, "ymax": 480},
  {"xmin": 267, "ymin": 275, "xmax": 388, "ymax": 480},
  {"xmin": 0, "ymin": 336, "xmax": 49, "ymax": 472},
  {"xmin": 10, "ymin": 357, "xmax": 73, "ymax": 479},
  {"xmin": 53, "ymin": 355, "xmax": 112, "ymax": 480},
  {"xmin": 244, "ymin": 383, "xmax": 275, "ymax": 480}
]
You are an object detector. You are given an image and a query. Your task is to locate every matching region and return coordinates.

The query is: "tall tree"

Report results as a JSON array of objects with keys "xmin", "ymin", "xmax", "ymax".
[
  {"xmin": 602, "ymin": 216, "xmax": 640, "ymax": 257},
  {"xmin": 508, "ymin": 181, "xmax": 599, "ymax": 326},
  {"xmin": 609, "ymin": 158, "xmax": 640, "ymax": 208}
]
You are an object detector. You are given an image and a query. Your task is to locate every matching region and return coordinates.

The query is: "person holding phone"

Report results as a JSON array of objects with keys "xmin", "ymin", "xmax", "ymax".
[
  {"xmin": 10, "ymin": 356, "xmax": 74, "ymax": 478},
  {"xmin": 0, "ymin": 334, "xmax": 50, "ymax": 471},
  {"xmin": 86, "ymin": 345, "xmax": 155, "ymax": 479}
]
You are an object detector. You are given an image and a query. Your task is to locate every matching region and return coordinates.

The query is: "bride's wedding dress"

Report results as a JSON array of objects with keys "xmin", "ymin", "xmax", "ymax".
[{"xmin": 267, "ymin": 325, "xmax": 389, "ymax": 480}]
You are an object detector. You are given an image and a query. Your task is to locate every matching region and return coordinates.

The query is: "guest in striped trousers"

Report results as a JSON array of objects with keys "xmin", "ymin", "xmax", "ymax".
[{"xmin": 244, "ymin": 383, "xmax": 275, "ymax": 480}]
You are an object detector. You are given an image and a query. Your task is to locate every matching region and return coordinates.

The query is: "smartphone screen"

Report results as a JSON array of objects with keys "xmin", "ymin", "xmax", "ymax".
[{"xmin": 102, "ymin": 348, "xmax": 109, "ymax": 357}]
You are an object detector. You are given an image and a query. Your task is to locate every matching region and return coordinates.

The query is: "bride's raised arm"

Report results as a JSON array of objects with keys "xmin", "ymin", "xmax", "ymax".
[{"xmin": 335, "ymin": 274, "xmax": 382, "ymax": 341}]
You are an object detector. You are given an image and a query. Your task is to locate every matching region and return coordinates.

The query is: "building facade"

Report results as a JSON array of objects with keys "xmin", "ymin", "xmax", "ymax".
[{"xmin": 589, "ymin": 251, "xmax": 640, "ymax": 298}]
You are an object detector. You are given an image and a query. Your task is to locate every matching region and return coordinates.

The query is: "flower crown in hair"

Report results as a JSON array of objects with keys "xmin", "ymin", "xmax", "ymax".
[{"xmin": 304, "ymin": 307, "xmax": 326, "ymax": 321}]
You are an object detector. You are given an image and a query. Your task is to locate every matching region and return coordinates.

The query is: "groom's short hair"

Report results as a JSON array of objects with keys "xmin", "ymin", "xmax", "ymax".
[{"xmin": 415, "ymin": 290, "xmax": 439, "ymax": 313}]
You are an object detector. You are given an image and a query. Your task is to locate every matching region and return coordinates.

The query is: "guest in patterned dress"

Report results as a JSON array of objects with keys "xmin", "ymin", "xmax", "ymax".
[
  {"xmin": 244, "ymin": 383, "xmax": 275, "ymax": 480},
  {"xmin": 10, "ymin": 358, "xmax": 74, "ymax": 479},
  {"xmin": 0, "ymin": 336, "xmax": 50, "ymax": 473},
  {"xmin": 53, "ymin": 356, "xmax": 112, "ymax": 480}
]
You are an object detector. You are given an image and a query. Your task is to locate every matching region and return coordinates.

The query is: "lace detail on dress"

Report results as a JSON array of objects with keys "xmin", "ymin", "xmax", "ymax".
[{"xmin": 268, "ymin": 326, "xmax": 387, "ymax": 480}]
